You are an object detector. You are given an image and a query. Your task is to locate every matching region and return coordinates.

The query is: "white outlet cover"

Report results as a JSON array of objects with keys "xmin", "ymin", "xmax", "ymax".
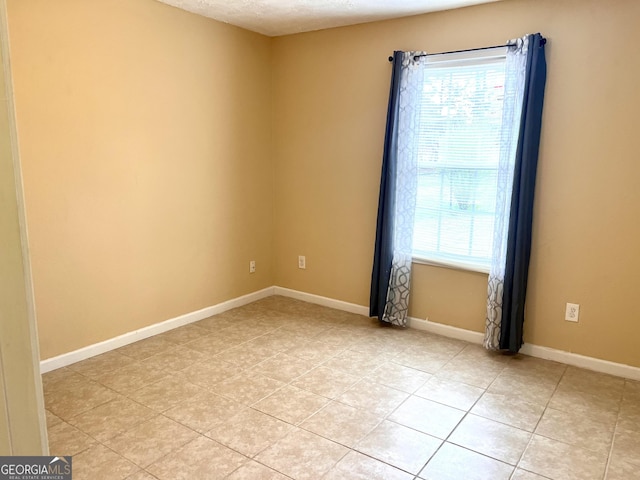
[{"xmin": 565, "ymin": 303, "xmax": 580, "ymax": 322}]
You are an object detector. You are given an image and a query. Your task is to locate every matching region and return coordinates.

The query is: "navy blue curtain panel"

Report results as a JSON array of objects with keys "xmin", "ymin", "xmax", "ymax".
[
  {"xmin": 370, "ymin": 51, "xmax": 403, "ymax": 320},
  {"xmin": 500, "ymin": 34, "xmax": 547, "ymax": 352}
]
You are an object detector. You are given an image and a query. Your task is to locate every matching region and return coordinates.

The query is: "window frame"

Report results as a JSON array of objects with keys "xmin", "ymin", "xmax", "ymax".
[{"xmin": 411, "ymin": 47, "xmax": 508, "ymax": 274}]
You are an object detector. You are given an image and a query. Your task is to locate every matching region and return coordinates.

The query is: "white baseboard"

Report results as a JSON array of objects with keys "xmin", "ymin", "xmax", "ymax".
[
  {"xmin": 39, "ymin": 287, "xmax": 275, "ymax": 373},
  {"xmin": 408, "ymin": 316, "xmax": 485, "ymax": 345},
  {"xmin": 519, "ymin": 344, "xmax": 640, "ymax": 382},
  {"xmin": 274, "ymin": 287, "xmax": 640, "ymax": 382},
  {"xmin": 41, "ymin": 285, "xmax": 640, "ymax": 382},
  {"xmin": 273, "ymin": 287, "xmax": 369, "ymax": 316}
]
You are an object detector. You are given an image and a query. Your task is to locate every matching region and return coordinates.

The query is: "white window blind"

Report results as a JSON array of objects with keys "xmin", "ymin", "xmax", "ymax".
[{"xmin": 412, "ymin": 51, "xmax": 507, "ymax": 272}]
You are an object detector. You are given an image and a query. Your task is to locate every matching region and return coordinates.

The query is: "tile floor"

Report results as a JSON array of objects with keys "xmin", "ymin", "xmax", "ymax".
[{"xmin": 43, "ymin": 296, "xmax": 640, "ymax": 479}]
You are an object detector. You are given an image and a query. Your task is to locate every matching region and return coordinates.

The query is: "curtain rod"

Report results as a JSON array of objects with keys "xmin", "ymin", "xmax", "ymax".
[{"xmin": 387, "ymin": 38, "xmax": 546, "ymax": 62}]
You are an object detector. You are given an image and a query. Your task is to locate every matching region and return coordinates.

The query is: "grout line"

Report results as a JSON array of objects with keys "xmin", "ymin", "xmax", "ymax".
[{"xmin": 604, "ymin": 386, "xmax": 625, "ymax": 480}]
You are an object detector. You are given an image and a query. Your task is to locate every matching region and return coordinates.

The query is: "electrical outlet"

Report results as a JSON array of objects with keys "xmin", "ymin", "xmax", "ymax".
[
  {"xmin": 565, "ymin": 303, "xmax": 579, "ymax": 322},
  {"xmin": 249, "ymin": 260, "xmax": 256, "ymax": 273},
  {"xmin": 298, "ymin": 255, "xmax": 306, "ymax": 269}
]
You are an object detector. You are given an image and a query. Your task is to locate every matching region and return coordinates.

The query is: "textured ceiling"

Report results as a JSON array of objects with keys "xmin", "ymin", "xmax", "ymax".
[{"xmin": 156, "ymin": 0, "xmax": 503, "ymax": 36}]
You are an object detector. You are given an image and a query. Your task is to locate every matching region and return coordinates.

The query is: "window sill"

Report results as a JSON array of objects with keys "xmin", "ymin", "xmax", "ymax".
[{"xmin": 412, "ymin": 255, "xmax": 490, "ymax": 275}]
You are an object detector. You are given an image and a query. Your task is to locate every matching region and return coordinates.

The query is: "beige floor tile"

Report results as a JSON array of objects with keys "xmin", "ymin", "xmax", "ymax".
[
  {"xmin": 216, "ymin": 326, "xmax": 265, "ymax": 344},
  {"xmin": 612, "ymin": 426, "xmax": 640, "ymax": 465},
  {"xmin": 418, "ymin": 442, "xmax": 513, "ymax": 480},
  {"xmin": 313, "ymin": 328, "xmax": 360, "ymax": 348},
  {"xmin": 504, "ymin": 355, "xmax": 566, "ymax": 381},
  {"xmin": 73, "ymin": 444, "xmax": 139, "ymax": 480},
  {"xmin": 45, "ymin": 375, "xmax": 119, "ymax": 421},
  {"xmin": 124, "ymin": 471, "xmax": 158, "ymax": 480},
  {"xmin": 46, "ymin": 409, "xmax": 63, "ymax": 429},
  {"xmin": 93, "ymin": 361, "xmax": 168, "ymax": 395},
  {"xmin": 435, "ymin": 357, "xmax": 506, "ymax": 389},
  {"xmin": 621, "ymin": 387, "xmax": 640, "ymax": 411},
  {"xmin": 193, "ymin": 314, "xmax": 237, "ymax": 330},
  {"xmin": 247, "ymin": 330, "xmax": 307, "ymax": 352},
  {"xmin": 511, "ymin": 469, "xmax": 550, "ymax": 480},
  {"xmin": 253, "ymin": 385, "xmax": 329, "ymax": 424},
  {"xmin": 389, "ymin": 395, "xmax": 465, "ymax": 439},
  {"xmin": 606, "ymin": 452, "xmax": 640, "ymax": 479},
  {"xmin": 240, "ymin": 336, "xmax": 291, "ymax": 356},
  {"xmin": 561, "ymin": 366, "xmax": 626, "ymax": 394},
  {"xmin": 488, "ymin": 371, "xmax": 558, "ymax": 406},
  {"xmin": 147, "ymin": 436, "xmax": 247, "ymax": 480},
  {"xmin": 251, "ymin": 352, "xmax": 316, "ymax": 382},
  {"xmin": 116, "ymin": 337, "xmax": 176, "ymax": 360},
  {"xmin": 205, "ymin": 407, "xmax": 292, "ymax": 457},
  {"xmin": 164, "ymin": 391, "xmax": 246, "ymax": 433},
  {"xmin": 291, "ymin": 366, "xmax": 359, "ymax": 398},
  {"xmin": 393, "ymin": 349, "xmax": 457, "ymax": 374},
  {"xmin": 368, "ymin": 362, "xmax": 431, "ymax": 393},
  {"xmin": 214, "ymin": 345, "xmax": 277, "ymax": 369},
  {"xmin": 471, "ymin": 392, "xmax": 545, "ymax": 432},
  {"xmin": 415, "ymin": 376, "xmax": 484, "ymax": 411},
  {"xmin": 213, "ymin": 372, "xmax": 285, "ymax": 405},
  {"xmin": 624, "ymin": 379, "xmax": 640, "ymax": 403},
  {"xmin": 448, "ymin": 414, "xmax": 531, "ymax": 465},
  {"xmin": 230, "ymin": 321, "xmax": 277, "ymax": 338},
  {"xmin": 329, "ymin": 324, "xmax": 373, "ymax": 341},
  {"xmin": 286, "ymin": 339, "xmax": 346, "ymax": 363},
  {"xmin": 139, "ymin": 346, "xmax": 208, "ymax": 372},
  {"xmin": 127, "ymin": 376, "xmax": 204, "ymax": 412},
  {"xmin": 322, "ymin": 349, "xmax": 383, "ymax": 376},
  {"xmin": 349, "ymin": 335, "xmax": 405, "ymax": 356},
  {"xmin": 155, "ymin": 324, "xmax": 210, "ymax": 345},
  {"xmin": 519, "ymin": 434, "xmax": 608, "ymax": 480},
  {"xmin": 68, "ymin": 396, "xmax": 155, "ymax": 442},
  {"xmin": 548, "ymin": 385, "xmax": 620, "ymax": 425},
  {"xmin": 41, "ymin": 298, "xmax": 640, "ymax": 480},
  {"xmin": 255, "ymin": 428, "xmax": 349, "ymax": 480},
  {"xmin": 300, "ymin": 401, "xmax": 382, "ymax": 447},
  {"xmin": 324, "ymin": 450, "xmax": 413, "ymax": 480},
  {"xmin": 619, "ymin": 392, "xmax": 640, "ymax": 431},
  {"xmin": 67, "ymin": 350, "xmax": 132, "ymax": 378},
  {"xmin": 225, "ymin": 461, "xmax": 289, "ymax": 479},
  {"xmin": 337, "ymin": 379, "xmax": 409, "ymax": 416},
  {"xmin": 404, "ymin": 333, "xmax": 466, "ymax": 357},
  {"xmin": 42, "ymin": 368, "xmax": 83, "ymax": 390},
  {"xmin": 456, "ymin": 344, "xmax": 512, "ymax": 364},
  {"xmin": 356, "ymin": 420, "xmax": 441, "ymax": 474},
  {"xmin": 184, "ymin": 334, "xmax": 236, "ymax": 356},
  {"xmin": 180, "ymin": 359, "xmax": 241, "ymax": 391},
  {"xmin": 105, "ymin": 415, "xmax": 198, "ymax": 468},
  {"xmin": 48, "ymin": 421, "xmax": 96, "ymax": 456},
  {"xmin": 535, "ymin": 407, "xmax": 615, "ymax": 454},
  {"xmin": 279, "ymin": 322, "xmax": 327, "ymax": 338}
]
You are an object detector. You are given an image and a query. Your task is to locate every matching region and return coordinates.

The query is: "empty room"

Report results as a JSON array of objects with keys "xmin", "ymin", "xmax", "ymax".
[{"xmin": 1, "ymin": 0, "xmax": 639, "ymax": 478}]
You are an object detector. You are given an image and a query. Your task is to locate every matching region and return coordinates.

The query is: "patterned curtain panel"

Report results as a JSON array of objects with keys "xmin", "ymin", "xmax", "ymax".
[
  {"xmin": 370, "ymin": 51, "xmax": 424, "ymax": 327},
  {"xmin": 484, "ymin": 34, "xmax": 547, "ymax": 351}
]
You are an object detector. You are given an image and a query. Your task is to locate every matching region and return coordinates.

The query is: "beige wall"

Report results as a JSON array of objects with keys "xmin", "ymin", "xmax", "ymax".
[
  {"xmin": 0, "ymin": 0, "xmax": 47, "ymax": 454},
  {"xmin": 8, "ymin": 0, "xmax": 274, "ymax": 359},
  {"xmin": 273, "ymin": 0, "xmax": 640, "ymax": 368},
  {"xmin": 7, "ymin": 0, "xmax": 640, "ymax": 370}
]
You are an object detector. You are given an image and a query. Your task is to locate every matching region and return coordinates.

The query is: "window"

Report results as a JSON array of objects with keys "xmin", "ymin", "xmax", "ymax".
[{"xmin": 412, "ymin": 49, "xmax": 507, "ymax": 273}]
